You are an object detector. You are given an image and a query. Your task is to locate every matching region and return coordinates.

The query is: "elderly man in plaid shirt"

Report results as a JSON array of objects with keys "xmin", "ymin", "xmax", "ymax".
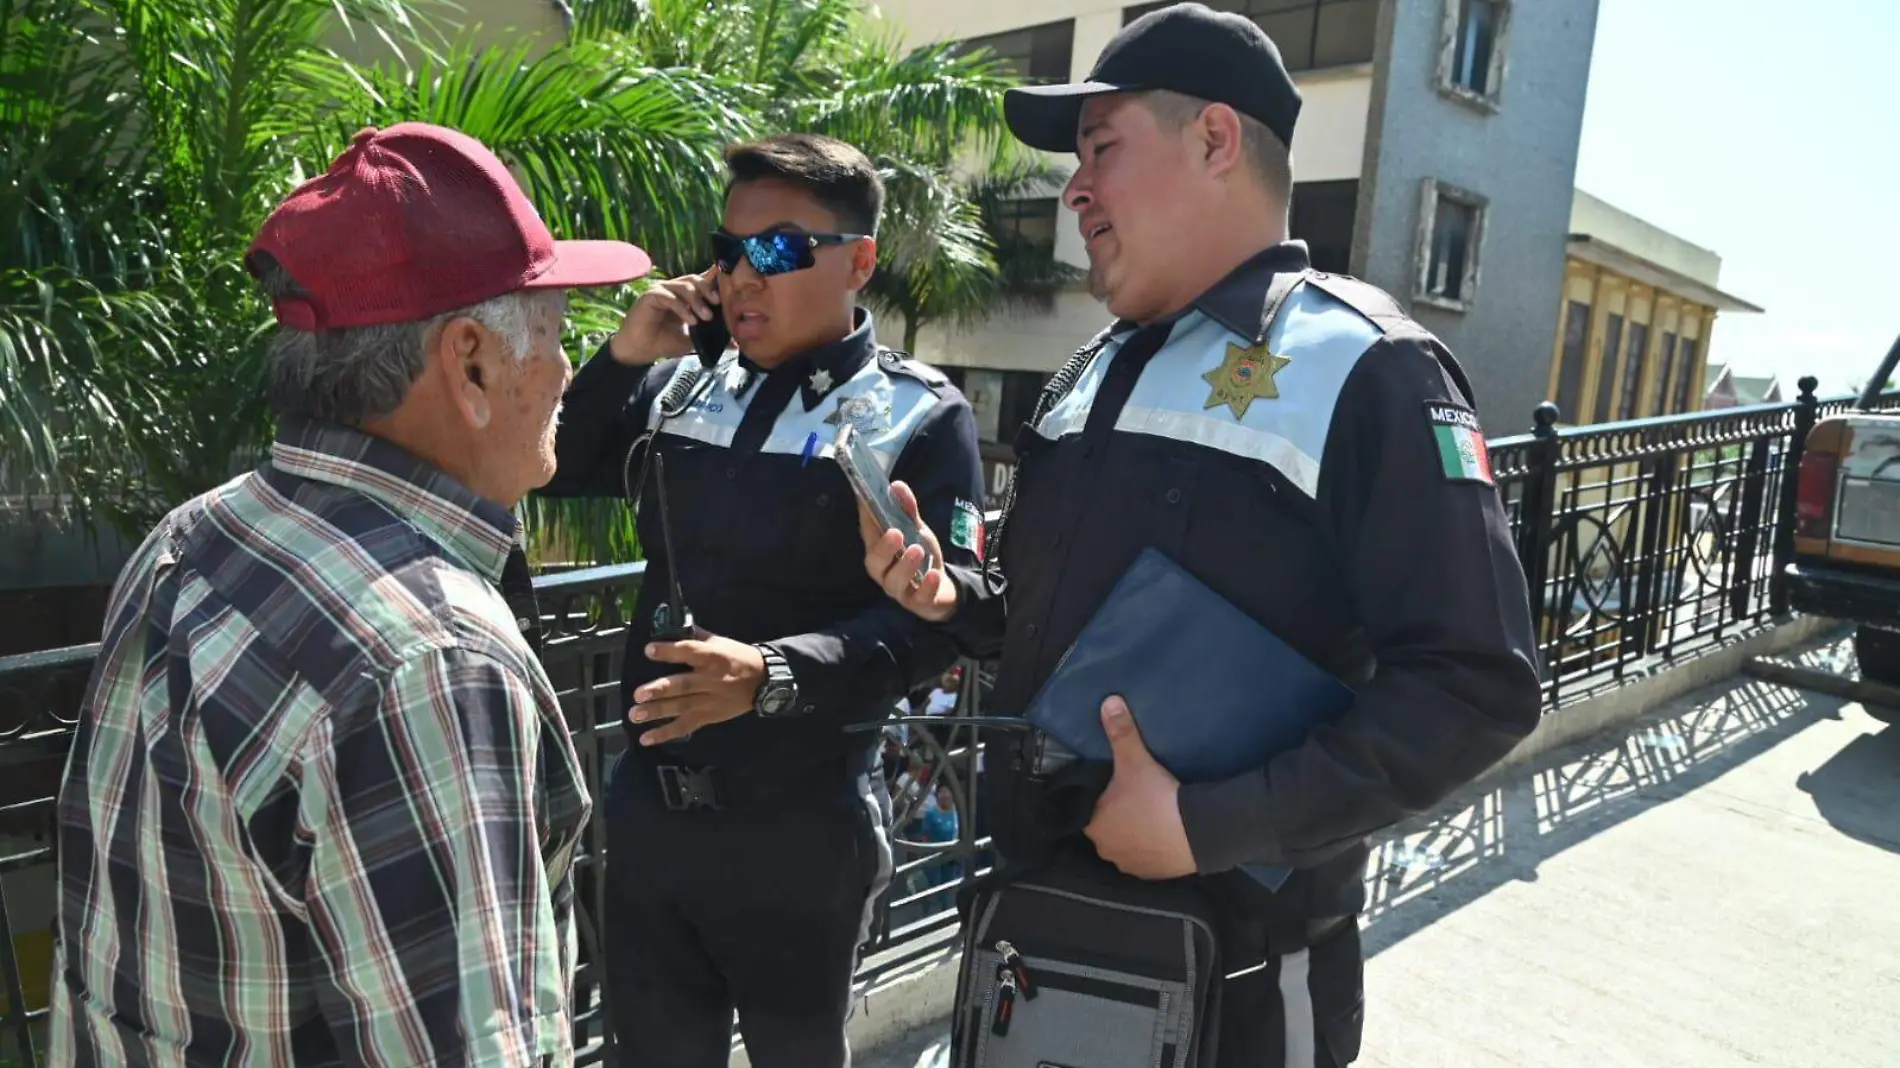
[{"xmin": 48, "ymin": 123, "xmax": 650, "ymax": 1067}]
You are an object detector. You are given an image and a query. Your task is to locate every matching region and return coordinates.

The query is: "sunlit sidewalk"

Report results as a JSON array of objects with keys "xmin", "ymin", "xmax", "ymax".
[{"xmin": 869, "ymin": 633, "xmax": 1900, "ymax": 1068}]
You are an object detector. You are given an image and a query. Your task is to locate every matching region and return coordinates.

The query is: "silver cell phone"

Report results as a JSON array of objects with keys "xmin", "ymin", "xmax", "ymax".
[{"xmin": 835, "ymin": 423, "xmax": 935, "ymax": 579}]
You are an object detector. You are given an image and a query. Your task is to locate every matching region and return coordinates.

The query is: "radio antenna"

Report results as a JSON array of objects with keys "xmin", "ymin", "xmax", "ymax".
[{"xmin": 650, "ymin": 453, "xmax": 694, "ymax": 639}]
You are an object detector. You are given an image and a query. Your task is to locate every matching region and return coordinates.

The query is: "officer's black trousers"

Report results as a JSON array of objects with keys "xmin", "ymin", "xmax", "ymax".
[
  {"xmin": 1215, "ymin": 921, "xmax": 1364, "ymax": 1067},
  {"xmin": 602, "ymin": 760, "xmax": 893, "ymax": 1068}
]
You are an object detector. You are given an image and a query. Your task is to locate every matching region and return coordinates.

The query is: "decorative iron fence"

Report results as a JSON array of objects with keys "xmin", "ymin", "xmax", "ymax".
[
  {"xmin": 0, "ymin": 375, "xmax": 1885, "ymax": 1064},
  {"xmin": 1494, "ymin": 377, "xmax": 1899, "ymax": 705}
]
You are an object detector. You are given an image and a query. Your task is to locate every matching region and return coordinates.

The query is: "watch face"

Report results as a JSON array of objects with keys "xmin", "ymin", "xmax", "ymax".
[{"xmin": 760, "ymin": 684, "xmax": 795, "ymax": 716}]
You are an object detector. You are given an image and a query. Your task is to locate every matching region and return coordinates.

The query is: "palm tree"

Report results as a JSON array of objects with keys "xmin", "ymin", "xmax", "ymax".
[
  {"xmin": 867, "ymin": 153, "xmax": 1083, "ymax": 354},
  {"xmin": 525, "ymin": 0, "xmax": 1032, "ymax": 564},
  {"xmin": 1, "ymin": 0, "xmax": 1037, "ymax": 566}
]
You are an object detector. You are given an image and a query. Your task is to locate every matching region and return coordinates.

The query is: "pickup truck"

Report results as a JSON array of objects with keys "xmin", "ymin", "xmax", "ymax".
[{"xmin": 1786, "ymin": 335, "xmax": 1900, "ymax": 714}]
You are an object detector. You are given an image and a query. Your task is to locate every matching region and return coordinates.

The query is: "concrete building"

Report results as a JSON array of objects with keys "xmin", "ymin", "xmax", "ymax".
[
  {"xmin": 1550, "ymin": 190, "xmax": 1763, "ymax": 426},
  {"xmin": 868, "ymin": 0, "xmax": 1607, "ymax": 438},
  {"xmin": 866, "ymin": 0, "xmax": 1754, "ymax": 450},
  {"xmin": 1703, "ymin": 364, "xmax": 1784, "ymax": 410}
]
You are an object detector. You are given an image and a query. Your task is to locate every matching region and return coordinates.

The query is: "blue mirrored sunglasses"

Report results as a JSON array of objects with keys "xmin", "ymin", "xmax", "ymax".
[{"xmin": 711, "ymin": 228, "xmax": 866, "ymax": 277}]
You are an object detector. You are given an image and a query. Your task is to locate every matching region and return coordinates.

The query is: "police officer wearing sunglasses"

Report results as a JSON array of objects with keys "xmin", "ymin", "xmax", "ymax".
[{"xmin": 543, "ymin": 133, "xmax": 986, "ymax": 1067}]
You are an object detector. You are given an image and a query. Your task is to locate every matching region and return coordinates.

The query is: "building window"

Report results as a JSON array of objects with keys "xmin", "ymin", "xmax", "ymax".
[
  {"xmin": 956, "ymin": 20, "xmax": 1076, "ymax": 85},
  {"xmin": 1413, "ymin": 178, "xmax": 1487, "ymax": 312},
  {"xmin": 1674, "ymin": 338, "xmax": 1700, "ymax": 412},
  {"xmin": 1123, "ymin": 1, "xmax": 1376, "ymax": 73},
  {"xmin": 1554, "ymin": 300, "xmax": 1590, "ymax": 423},
  {"xmin": 1592, "ymin": 314, "xmax": 1624, "ymax": 423},
  {"xmin": 1437, "ymin": 0, "xmax": 1511, "ymax": 112},
  {"xmin": 990, "ymin": 197, "xmax": 1060, "ymax": 255},
  {"xmin": 1617, "ymin": 322, "xmax": 1650, "ymax": 421},
  {"xmin": 1654, "ymin": 332, "xmax": 1679, "ymax": 416},
  {"xmin": 1289, "ymin": 179, "xmax": 1357, "ymax": 274}
]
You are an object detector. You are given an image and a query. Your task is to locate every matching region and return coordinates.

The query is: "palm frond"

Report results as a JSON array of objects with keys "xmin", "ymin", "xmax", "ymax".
[
  {"xmin": 316, "ymin": 37, "xmax": 750, "ymax": 274},
  {"xmin": 569, "ymin": 0, "xmax": 648, "ymax": 43},
  {"xmin": 0, "ymin": 266, "xmax": 181, "ymax": 518},
  {"xmin": 795, "ymin": 35, "xmax": 1014, "ymax": 163},
  {"xmin": 1, "ymin": 0, "xmax": 1044, "ymax": 561}
]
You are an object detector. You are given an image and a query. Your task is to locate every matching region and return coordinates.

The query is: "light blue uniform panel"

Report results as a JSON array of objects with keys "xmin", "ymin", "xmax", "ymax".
[
  {"xmin": 1035, "ymin": 326, "xmax": 1135, "ymax": 442},
  {"xmin": 1034, "ymin": 283, "xmax": 1383, "ymax": 498},
  {"xmin": 649, "ymin": 353, "xmax": 942, "ymax": 473}
]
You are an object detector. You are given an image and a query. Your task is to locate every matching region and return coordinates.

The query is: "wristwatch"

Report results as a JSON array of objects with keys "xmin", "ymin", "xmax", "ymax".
[{"xmin": 752, "ymin": 644, "xmax": 801, "ymax": 717}]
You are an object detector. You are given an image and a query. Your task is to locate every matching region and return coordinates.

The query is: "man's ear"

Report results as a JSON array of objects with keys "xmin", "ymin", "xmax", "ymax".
[
  {"xmin": 848, "ymin": 235, "xmax": 878, "ymax": 290},
  {"xmin": 1196, "ymin": 103, "xmax": 1247, "ymax": 180},
  {"xmin": 434, "ymin": 316, "xmax": 494, "ymax": 429}
]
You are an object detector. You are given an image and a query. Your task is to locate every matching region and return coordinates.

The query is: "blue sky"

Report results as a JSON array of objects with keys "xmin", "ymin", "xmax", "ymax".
[{"xmin": 1575, "ymin": 0, "xmax": 1898, "ymax": 396}]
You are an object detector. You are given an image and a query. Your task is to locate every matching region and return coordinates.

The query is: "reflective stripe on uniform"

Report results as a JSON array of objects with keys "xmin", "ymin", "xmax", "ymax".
[
  {"xmin": 1034, "ymin": 283, "xmax": 1383, "ymax": 498},
  {"xmin": 654, "ymin": 352, "xmax": 942, "ymax": 471},
  {"xmin": 1278, "ymin": 947, "xmax": 1316, "ymax": 1068}
]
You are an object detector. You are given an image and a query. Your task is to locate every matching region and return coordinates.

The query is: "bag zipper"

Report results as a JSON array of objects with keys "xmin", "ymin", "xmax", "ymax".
[
  {"xmin": 1018, "ymin": 883, "xmax": 1220, "ymax": 953},
  {"xmin": 990, "ymin": 964, "xmax": 1019, "ymax": 1036},
  {"xmin": 995, "ymin": 939, "xmax": 1037, "ymax": 1000}
]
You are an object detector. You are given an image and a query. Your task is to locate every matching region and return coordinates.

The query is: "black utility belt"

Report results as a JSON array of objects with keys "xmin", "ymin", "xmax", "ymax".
[{"xmin": 618, "ymin": 748, "xmax": 872, "ymax": 812}]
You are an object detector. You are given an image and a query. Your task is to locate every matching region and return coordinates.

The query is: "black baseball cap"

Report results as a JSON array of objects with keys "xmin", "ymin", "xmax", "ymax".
[{"xmin": 1004, "ymin": 2, "xmax": 1302, "ymax": 154}]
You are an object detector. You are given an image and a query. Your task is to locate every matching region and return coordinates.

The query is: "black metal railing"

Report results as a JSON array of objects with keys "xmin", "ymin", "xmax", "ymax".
[
  {"xmin": 1494, "ymin": 378, "xmax": 1899, "ymax": 704},
  {"xmin": 0, "ymin": 376, "xmax": 1886, "ymax": 1064},
  {"xmin": 979, "ymin": 377, "xmax": 1896, "ymax": 704}
]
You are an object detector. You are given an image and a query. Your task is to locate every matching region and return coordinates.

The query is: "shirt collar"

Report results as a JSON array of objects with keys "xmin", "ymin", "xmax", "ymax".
[
  {"xmin": 1108, "ymin": 240, "xmax": 1314, "ymax": 340},
  {"xmin": 1190, "ymin": 240, "xmax": 1313, "ymax": 338},
  {"xmin": 730, "ymin": 307, "xmax": 878, "ymax": 410},
  {"xmin": 268, "ymin": 418, "xmax": 518, "ymax": 582}
]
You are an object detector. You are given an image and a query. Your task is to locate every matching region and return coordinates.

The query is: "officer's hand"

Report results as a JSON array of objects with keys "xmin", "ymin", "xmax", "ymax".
[
  {"xmin": 858, "ymin": 480, "xmax": 959, "ymax": 623},
  {"xmin": 1085, "ymin": 696, "xmax": 1197, "ymax": 880},
  {"xmin": 629, "ymin": 629, "xmax": 765, "ymax": 745},
  {"xmin": 608, "ymin": 267, "xmax": 721, "ymax": 366}
]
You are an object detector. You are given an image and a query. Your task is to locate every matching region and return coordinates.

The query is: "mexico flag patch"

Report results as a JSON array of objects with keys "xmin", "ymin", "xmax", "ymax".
[
  {"xmin": 950, "ymin": 498, "xmax": 986, "ymax": 561},
  {"xmin": 1425, "ymin": 402, "xmax": 1494, "ymax": 485}
]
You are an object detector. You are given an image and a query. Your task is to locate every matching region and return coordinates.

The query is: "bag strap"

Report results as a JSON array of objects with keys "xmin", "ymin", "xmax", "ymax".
[{"xmin": 982, "ymin": 326, "xmax": 1117, "ymax": 591}]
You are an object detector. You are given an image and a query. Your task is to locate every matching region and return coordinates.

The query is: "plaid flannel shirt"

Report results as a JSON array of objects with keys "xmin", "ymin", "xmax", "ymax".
[{"xmin": 50, "ymin": 419, "xmax": 592, "ymax": 1067}]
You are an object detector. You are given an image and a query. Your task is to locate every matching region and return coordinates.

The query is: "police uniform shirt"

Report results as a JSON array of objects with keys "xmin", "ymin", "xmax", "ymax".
[
  {"xmin": 944, "ymin": 242, "xmax": 1541, "ymax": 916},
  {"xmin": 545, "ymin": 309, "xmax": 987, "ymax": 771}
]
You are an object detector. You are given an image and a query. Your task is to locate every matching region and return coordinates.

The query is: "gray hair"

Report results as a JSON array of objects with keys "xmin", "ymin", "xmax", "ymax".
[
  {"xmin": 254, "ymin": 258, "xmax": 547, "ymax": 425},
  {"xmin": 1141, "ymin": 89, "xmax": 1293, "ymax": 204}
]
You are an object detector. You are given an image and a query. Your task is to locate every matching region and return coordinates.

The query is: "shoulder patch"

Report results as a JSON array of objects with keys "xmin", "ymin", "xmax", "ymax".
[
  {"xmin": 878, "ymin": 349, "xmax": 950, "ymax": 391},
  {"xmin": 949, "ymin": 497, "xmax": 986, "ymax": 562},
  {"xmin": 1304, "ymin": 272, "xmax": 1411, "ymax": 336},
  {"xmin": 1425, "ymin": 401, "xmax": 1494, "ymax": 485}
]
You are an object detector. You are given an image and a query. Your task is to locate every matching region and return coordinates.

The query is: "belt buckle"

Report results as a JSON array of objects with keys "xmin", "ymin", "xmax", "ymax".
[{"xmin": 658, "ymin": 765, "xmax": 722, "ymax": 811}]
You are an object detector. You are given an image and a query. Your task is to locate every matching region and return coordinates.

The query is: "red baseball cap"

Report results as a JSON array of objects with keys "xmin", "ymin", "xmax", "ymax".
[{"xmin": 247, "ymin": 122, "xmax": 651, "ymax": 330}]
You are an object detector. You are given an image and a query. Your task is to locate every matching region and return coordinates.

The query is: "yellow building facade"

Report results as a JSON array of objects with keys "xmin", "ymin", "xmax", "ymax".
[{"xmin": 1545, "ymin": 191, "xmax": 1762, "ymax": 426}]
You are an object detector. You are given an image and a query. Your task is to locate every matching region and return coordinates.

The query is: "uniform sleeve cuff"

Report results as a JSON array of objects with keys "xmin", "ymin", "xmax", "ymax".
[
  {"xmin": 759, "ymin": 635, "xmax": 841, "ymax": 717},
  {"xmin": 1177, "ymin": 772, "xmax": 1284, "ymax": 875},
  {"xmin": 938, "ymin": 564, "xmax": 1002, "ymax": 657}
]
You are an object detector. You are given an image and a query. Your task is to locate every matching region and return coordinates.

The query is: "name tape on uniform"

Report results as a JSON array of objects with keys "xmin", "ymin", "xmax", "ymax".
[{"xmin": 1424, "ymin": 402, "xmax": 1493, "ymax": 485}]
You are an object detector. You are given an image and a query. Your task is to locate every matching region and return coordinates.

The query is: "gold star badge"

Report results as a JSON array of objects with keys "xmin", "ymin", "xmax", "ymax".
[{"xmin": 1202, "ymin": 341, "xmax": 1291, "ymax": 419}]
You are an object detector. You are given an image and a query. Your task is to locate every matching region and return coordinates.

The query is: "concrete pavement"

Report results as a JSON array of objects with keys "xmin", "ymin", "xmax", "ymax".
[{"xmin": 862, "ymin": 633, "xmax": 1900, "ymax": 1068}]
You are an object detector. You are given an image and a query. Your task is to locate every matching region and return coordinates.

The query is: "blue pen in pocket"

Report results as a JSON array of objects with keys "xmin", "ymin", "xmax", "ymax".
[{"xmin": 800, "ymin": 431, "xmax": 819, "ymax": 468}]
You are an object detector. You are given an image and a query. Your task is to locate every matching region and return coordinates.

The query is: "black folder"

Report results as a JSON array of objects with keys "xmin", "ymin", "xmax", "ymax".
[{"xmin": 1022, "ymin": 547, "xmax": 1356, "ymax": 890}]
